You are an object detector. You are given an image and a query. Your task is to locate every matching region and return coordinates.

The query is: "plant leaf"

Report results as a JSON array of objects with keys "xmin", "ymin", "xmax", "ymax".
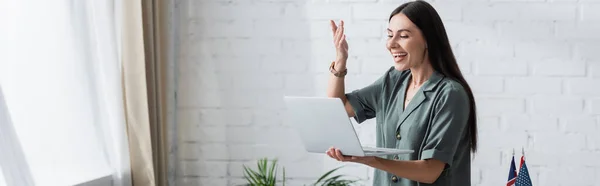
[
  {"xmin": 268, "ymin": 159, "xmax": 277, "ymax": 185},
  {"xmin": 315, "ymin": 166, "xmax": 344, "ymax": 184},
  {"xmin": 324, "ymin": 175, "xmax": 344, "ymax": 184},
  {"xmin": 256, "ymin": 159, "xmax": 264, "ymax": 180},
  {"xmin": 243, "ymin": 157, "xmax": 294, "ymax": 186},
  {"xmin": 250, "ymin": 165, "xmax": 267, "ymax": 185},
  {"xmin": 282, "ymin": 167, "xmax": 286, "ymax": 186},
  {"xmin": 256, "ymin": 158, "xmax": 269, "ymax": 184},
  {"xmin": 243, "ymin": 165, "xmax": 260, "ymax": 184}
]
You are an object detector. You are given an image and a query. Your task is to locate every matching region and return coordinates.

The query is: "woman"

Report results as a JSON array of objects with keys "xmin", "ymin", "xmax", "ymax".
[{"xmin": 325, "ymin": 1, "xmax": 477, "ymax": 185}]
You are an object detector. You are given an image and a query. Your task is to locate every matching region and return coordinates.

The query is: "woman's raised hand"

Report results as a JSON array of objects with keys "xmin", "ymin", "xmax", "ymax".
[{"xmin": 330, "ymin": 20, "xmax": 348, "ymax": 70}]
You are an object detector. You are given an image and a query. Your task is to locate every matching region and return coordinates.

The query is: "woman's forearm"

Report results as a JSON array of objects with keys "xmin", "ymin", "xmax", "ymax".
[
  {"xmin": 365, "ymin": 157, "xmax": 445, "ymax": 184},
  {"xmin": 326, "ymin": 61, "xmax": 356, "ymax": 117},
  {"xmin": 326, "ymin": 67, "xmax": 346, "ymax": 99}
]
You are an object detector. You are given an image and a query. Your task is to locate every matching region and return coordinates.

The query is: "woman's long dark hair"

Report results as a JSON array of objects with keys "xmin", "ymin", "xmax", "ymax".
[{"xmin": 390, "ymin": 0, "xmax": 478, "ymax": 153}]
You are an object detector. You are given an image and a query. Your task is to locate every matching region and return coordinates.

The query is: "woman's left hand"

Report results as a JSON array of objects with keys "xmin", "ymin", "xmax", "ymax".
[{"xmin": 326, "ymin": 147, "xmax": 378, "ymax": 165}]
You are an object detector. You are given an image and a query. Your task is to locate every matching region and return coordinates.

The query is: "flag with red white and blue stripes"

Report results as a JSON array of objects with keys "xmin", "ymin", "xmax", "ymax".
[{"xmin": 506, "ymin": 155, "xmax": 517, "ymax": 186}]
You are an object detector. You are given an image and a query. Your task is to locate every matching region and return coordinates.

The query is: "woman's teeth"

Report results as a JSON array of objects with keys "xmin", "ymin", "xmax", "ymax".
[{"xmin": 393, "ymin": 53, "xmax": 407, "ymax": 58}]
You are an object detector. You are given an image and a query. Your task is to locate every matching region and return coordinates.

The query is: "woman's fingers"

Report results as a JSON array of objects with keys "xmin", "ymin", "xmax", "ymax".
[
  {"xmin": 339, "ymin": 20, "xmax": 344, "ymax": 36},
  {"xmin": 335, "ymin": 149, "xmax": 347, "ymax": 161},
  {"xmin": 327, "ymin": 147, "xmax": 346, "ymax": 161},
  {"xmin": 326, "ymin": 147, "xmax": 336, "ymax": 160},
  {"xmin": 330, "ymin": 20, "xmax": 337, "ymax": 35},
  {"xmin": 332, "ymin": 20, "xmax": 345, "ymax": 46},
  {"xmin": 333, "ymin": 25, "xmax": 341, "ymax": 45},
  {"xmin": 327, "ymin": 147, "xmax": 363, "ymax": 162},
  {"xmin": 338, "ymin": 34, "xmax": 346, "ymax": 48},
  {"xmin": 334, "ymin": 21, "xmax": 344, "ymax": 44}
]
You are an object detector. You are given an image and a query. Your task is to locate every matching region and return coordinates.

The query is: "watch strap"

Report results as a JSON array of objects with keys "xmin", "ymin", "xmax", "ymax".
[{"xmin": 329, "ymin": 61, "xmax": 347, "ymax": 77}]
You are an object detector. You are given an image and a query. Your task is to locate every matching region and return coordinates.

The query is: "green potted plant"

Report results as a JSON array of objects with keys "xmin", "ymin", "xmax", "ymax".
[
  {"xmin": 241, "ymin": 158, "xmax": 361, "ymax": 186},
  {"xmin": 242, "ymin": 158, "xmax": 286, "ymax": 186}
]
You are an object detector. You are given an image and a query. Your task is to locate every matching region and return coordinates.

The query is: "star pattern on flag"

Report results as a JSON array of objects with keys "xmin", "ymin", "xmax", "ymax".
[{"xmin": 515, "ymin": 156, "xmax": 533, "ymax": 186}]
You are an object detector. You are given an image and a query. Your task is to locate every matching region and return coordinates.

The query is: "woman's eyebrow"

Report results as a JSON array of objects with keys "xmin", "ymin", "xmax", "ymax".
[{"xmin": 387, "ymin": 28, "xmax": 411, "ymax": 33}]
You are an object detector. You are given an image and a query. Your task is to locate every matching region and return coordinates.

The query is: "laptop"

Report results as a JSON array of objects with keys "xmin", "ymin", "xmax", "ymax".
[{"xmin": 283, "ymin": 96, "xmax": 414, "ymax": 157}]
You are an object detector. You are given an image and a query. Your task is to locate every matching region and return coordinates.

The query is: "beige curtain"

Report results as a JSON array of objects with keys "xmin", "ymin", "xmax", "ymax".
[
  {"xmin": 141, "ymin": 0, "xmax": 170, "ymax": 185},
  {"xmin": 121, "ymin": 0, "xmax": 171, "ymax": 185}
]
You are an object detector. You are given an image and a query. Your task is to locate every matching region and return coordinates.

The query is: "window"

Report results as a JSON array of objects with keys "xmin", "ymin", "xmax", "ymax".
[{"xmin": 0, "ymin": 0, "xmax": 128, "ymax": 185}]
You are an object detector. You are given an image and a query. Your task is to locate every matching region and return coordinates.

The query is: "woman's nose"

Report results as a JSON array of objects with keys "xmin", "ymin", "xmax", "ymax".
[{"xmin": 387, "ymin": 40, "xmax": 399, "ymax": 49}]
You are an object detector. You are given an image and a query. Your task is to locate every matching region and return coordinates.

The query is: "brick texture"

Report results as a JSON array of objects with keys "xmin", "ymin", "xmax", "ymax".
[{"xmin": 175, "ymin": 0, "xmax": 600, "ymax": 185}]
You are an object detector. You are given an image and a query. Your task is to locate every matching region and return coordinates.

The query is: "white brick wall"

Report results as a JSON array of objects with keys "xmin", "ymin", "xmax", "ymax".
[{"xmin": 175, "ymin": 0, "xmax": 600, "ymax": 185}]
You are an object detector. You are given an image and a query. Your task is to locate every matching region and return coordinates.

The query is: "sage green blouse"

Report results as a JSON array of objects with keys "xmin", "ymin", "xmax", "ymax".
[{"xmin": 345, "ymin": 67, "xmax": 471, "ymax": 186}]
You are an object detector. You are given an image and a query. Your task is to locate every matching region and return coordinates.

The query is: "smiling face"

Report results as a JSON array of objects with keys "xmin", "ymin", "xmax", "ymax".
[{"xmin": 386, "ymin": 13, "xmax": 429, "ymax": 72}]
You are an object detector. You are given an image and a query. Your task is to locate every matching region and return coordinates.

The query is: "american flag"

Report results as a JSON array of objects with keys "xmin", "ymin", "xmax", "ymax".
[
  {"xmin": 506, "ymin": 155, "xmax": 517, "ymax": 186},
  {"xmin": 515, "ymin": 156, "xmax": 533, "ymax": 186}
]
